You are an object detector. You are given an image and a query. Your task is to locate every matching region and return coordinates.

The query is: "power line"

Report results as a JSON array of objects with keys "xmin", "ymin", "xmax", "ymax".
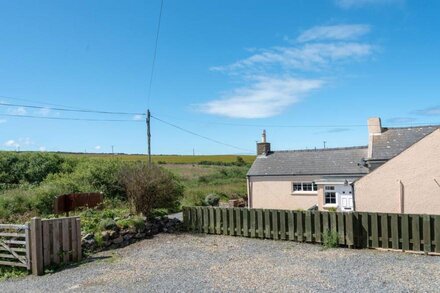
[
  {"xmin": 0, "ymin": 113, "xmax": 143, "ymax": 122},
  {"xmin": 0, "ymin": 102, "xmax": 145, "ymax": 116},
  {"xmin": 147, "ymin": 0, "xmax": 164, "ymax": 108},
  {"xmin": 150, "ymin": 114, "xmax": 253, "ymax": 153},
  {"xmin": 0, "ymin": 94, "xmax": 88, "ymax": 110}
]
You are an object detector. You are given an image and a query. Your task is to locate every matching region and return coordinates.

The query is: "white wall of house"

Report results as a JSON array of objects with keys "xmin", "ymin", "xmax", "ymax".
[
  {"xmin": 355, "ymin": 129, "xmax": 440, "ymax": 215},
  {"xmin": 248, "ymin": 175, "xmax": 319, "ymax": 210}
]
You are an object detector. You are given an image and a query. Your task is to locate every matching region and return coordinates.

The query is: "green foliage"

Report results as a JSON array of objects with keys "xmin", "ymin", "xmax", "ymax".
[
  {"xmin": 205, "ymin": 193, "xmax": 220, "ymax": 206},
  {"xmin": 116, "ymin": 216, "xmax": 145, "ymax": 231},
  {"xmin": 0, "ymin": 266, "xmax": 28, "ymax": 280},
  {"xmin": 0, "ymin": 152, "xmax": 75, "ymax": 185},
  {"xmin": 119, "ymin": 163, "xmax": 184, "ymax": 218},
  {"xmin": 323, "ymin": 230, "xmax": 339, "ymax": 248},
  {"xmin": 99, "ymin": 218, "xmax": 117, "ymax": 230}
]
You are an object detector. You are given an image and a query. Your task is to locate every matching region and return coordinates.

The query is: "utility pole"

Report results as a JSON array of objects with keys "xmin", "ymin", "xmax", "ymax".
[
  {"xmin": 193, "ymin": 148, "xmax": 195, "ymax": 156},
  {"xmin": 146, "ymin": 109, "xmax": 152, "ymax": 166},
  {"xmin": 323, "ymin": 141, "xmax": 327, "ymax": 149},
  {"xmin": 111, "ymin": 145, "xmax": 114, "ymax": 155}
]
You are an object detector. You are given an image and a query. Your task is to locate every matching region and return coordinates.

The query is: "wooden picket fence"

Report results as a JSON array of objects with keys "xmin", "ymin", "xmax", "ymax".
[
  {"xmin": 31, "ymin": 217, "xmax": 82, "ymax": 275},
  {"xmin": 183, "ymin": 207, "xmax": 440, "ymax": 254}
]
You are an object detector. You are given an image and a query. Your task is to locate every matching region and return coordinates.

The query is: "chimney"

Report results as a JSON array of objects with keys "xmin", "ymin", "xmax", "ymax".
[
  {"xmin": 257, "ymin": 130, "xmax": 271, "ymax": 156},
  {"xmin": 367, "ymin": 117, "xmax": 382, "ymax": 159},
  {"xmin": 368, "ymin": 117, "xmax": 382, "ymax": 136}
]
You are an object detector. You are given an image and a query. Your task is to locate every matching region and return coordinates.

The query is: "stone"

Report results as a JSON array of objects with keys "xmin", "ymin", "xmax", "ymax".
[
  {"xmin": 112, "ymin": 235, "xmax": 124, "ymax": 244},
  {"xmin": 134, "ymin": 232, "xmax": 146, "ymax": 239},
  {"xmin": 82, "ymin": 233, "xmax": 94, "ymax": 241}
]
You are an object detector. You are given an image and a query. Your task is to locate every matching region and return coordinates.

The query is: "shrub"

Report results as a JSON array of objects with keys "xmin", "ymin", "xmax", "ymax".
[
  {"xmin": 322, "ymin": 230, "xmax": 339, "ymax": 248},
  {"xmin": 99, "ymin": 218, "xmax": 117, "ymax": 230},
  {"xmin": 205, "ymin": 193, "xmax": 220, "ymax": 206},
  {"xmin": 118, "ymin": 163, "xmax": 184, "ymax": 218}
]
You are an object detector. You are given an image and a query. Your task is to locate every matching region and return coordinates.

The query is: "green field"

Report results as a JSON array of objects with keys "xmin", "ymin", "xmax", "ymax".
[{"xmin": 57, "ymin": 152, "xmax": 255, "ymax": 164}]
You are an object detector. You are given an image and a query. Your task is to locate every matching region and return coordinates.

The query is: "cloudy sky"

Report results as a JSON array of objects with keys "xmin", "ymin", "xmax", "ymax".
[{"xmin": 1, "ymin": 0, "xmax": 440, "ymax": 154}]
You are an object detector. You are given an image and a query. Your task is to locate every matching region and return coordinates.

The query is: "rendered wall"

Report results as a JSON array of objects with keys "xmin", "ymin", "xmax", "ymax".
[
  {"xmin": 355, "ymin": 129, "xmax": 440, "ymax": 214},
  {"xmin": 248, "ymin": 176, "xmax": 318, "ymax": 210}
]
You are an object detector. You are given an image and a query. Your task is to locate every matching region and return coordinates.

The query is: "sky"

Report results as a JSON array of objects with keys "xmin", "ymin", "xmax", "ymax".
[{"xmin": 1, "ymin": 0, "xmax": 440, "ymax": 155}]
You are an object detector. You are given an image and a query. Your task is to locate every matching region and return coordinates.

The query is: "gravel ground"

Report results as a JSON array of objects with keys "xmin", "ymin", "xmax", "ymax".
[{"xmin": 1, "ymin": 233, "xmax": 440, "ymax": 292}]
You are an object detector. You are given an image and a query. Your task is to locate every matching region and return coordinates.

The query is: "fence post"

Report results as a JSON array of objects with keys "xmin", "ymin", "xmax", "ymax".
[{"xmin": 30, "ymin": 217, "xmax": 44, "ymax": 276}]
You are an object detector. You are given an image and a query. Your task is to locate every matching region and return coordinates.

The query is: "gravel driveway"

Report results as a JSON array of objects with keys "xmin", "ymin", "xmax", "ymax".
[{"xmin": 1, "ymin": 233, "xmax": 440, "ymax": 292}]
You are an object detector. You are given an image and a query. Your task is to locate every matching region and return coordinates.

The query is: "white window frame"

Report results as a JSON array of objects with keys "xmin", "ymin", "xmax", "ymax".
[
  {"xmin": 291, "ymin": 182, "xmax": 318, "ymax": 194},
  {"xmin": 324, "ymin": 185, "xmax": 337, "ymax": 207}
]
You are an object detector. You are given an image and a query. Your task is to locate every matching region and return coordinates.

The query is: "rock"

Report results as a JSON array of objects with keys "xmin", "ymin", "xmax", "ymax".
[
  {"xmin": 112, "ymin": 235, "xmax": 124, "ymax": 244},
  {"xmin": 82, "ymin": 233, "xmax": 94, "ymax": 241},
  {"xmin": 101, "ymin": 231, "xmax": 111, "ymax": 241},
  {"xmin": 134, "ymin": 232, "xmax": 146, "ymax": 239},
  {"xmin": 123, "ymin": 233, "xmax": 134, "ymax": 241},
  {"xmin": 109, "ymin": 230, "xmax": 118, "ymax": 239}
]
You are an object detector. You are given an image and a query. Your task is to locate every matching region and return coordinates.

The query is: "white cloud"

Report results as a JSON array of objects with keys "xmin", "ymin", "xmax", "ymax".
[
  {"xmin": 335, "ymin": 0, "xmax": 403, "ymax": 9},
  {"xmin": 203, "ymin": 23, "xmax": 375, "ymax": 119},
  {"xmin": 297, "ymin": 24, "xmax": 371, "ymax": 43},
  {"xmin": 36, "ymin": 107, "xmax": 51, "ymax": 116},
  {"xmin": 133, "ymin": 114, "xmax": 144, "ymax": 121},
  {"xmin": 198, "ymin": 77, "xmax": 324, "ymax": 118},
  {"xmin": 39, "ymin": 146, "xmax": 47, "ymax": 152},
  {"xmin": 94, "ymin": 145, "xmax": 101, "ymax": 150},
  {"xmin": 8, "ymin": 107, "xmax": 27, "ymax": 116},
  {"xmin": 211, "ymin": 42, "xmax": 373, "ymax": 73},
  {"xmin": 4, "ymin": 140, "xmax": 19, "ymax": 148}
]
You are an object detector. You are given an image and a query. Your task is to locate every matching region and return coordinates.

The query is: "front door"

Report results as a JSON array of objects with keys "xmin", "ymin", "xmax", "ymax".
[{"xmin": 340, "ymin": 193, "xmax": 353, "ymax": 211}]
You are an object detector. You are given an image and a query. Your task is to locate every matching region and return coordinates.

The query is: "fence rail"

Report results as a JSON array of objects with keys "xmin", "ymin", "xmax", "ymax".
[
  {"xmin": 0, "ymin": 224, "xmax": 30, "ymax": 269},
  {"xmin": 183, "ymin": 207, "xmax": 440, "ymax": 254}
]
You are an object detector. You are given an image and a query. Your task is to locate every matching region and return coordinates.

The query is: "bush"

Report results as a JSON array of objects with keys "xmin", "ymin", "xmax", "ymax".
[
  {"xmin": 322, "ymin": 230, "xmax": 339, "ymax": 248},
  {"xmin": 205, "ymin": 193, "xmax": 220, "ymax": 206},
  {"xmin": 118, "ymin": 163, "xmax": 184, "ymax": 218}
]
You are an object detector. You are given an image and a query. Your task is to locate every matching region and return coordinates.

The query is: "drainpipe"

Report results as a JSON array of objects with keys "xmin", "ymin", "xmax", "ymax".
[
  {"xmin": 351, "ymin": 182, "xmax": 356, "ymax": 212},
  {"xmin": 247, "ymin": 175, "xmax": 252, "ymax": 208}
]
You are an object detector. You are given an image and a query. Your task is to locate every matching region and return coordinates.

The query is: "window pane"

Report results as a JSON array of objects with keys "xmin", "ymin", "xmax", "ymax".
[
  {"xmin": 313, "ymin": 183, "xmax": 318, "ymax": 191},
  {"xmin": 325, "ymin": 186, "xmax": 335, "ymax": 191},
  {"xmin": 303, "ymin": 183, "xmax": 312, "ymax": 191},
  {"xmin": 325, "ymin": 192, "xmax": 336, "ymax": 204},
  {"xmin": 293, "ymin": 183, "xmax": 302, "ymax": 191}
]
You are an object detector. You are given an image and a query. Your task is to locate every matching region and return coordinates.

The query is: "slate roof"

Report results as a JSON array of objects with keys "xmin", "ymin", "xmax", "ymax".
[
  {"xmin": 370, "ymin": 125, "xmax": 440, "ymax": 160},
  {"xmin": 247, "ymin": 146, "xmax": 369, "ymax": 176}
]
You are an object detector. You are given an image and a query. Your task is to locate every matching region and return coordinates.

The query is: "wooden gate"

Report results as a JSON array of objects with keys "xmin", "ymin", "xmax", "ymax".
[{"xmin": 0, "ymin": 224, "xmax": 31, "ymax": 269}]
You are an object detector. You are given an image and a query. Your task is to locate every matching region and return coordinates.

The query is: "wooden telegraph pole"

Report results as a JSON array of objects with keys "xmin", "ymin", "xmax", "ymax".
[{"xmin": 147, "ymin": 109, "xmax": 152, "ymax": 166}]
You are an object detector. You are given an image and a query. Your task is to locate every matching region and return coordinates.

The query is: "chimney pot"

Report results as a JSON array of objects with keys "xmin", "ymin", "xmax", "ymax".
[{"xmin": 256, "ymin": 130, "xmax": 271, "ymax": 156}]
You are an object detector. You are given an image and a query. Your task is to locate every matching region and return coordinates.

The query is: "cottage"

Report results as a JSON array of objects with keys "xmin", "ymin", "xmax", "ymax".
[{"xmin": 247, "ymin": 118, "xmax": 440, "ymax": 214}]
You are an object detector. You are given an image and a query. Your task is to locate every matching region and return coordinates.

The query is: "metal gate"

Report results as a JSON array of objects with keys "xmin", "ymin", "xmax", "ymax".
[{"xmin": 0, "ymin": 224, "xmax": 31, "ymax": 269}]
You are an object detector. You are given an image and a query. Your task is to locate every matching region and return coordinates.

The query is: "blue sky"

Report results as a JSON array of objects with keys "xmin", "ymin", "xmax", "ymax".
[{"xmin": 1, "ymin": 0, "xmax": 440, "ymax": 155}]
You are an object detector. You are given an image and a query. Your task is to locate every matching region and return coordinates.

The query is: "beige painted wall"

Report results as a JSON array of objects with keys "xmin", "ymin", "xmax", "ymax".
[
  {"xmin": 248, "ymin": 176, "xmax": 319, "ymax": 210},
  {"xmin": 355, "ymin": 129, "xmax": 440, "ymax": 215}
]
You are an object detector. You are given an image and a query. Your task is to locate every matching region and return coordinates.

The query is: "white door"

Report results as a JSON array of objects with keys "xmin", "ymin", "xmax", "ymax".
[{"xmin": 340, "ymin": 193, "xmax": 353, "ymax": 211}]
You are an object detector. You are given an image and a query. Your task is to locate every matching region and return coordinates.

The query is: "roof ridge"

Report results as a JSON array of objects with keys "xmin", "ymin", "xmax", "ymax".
[
  {"xmin": 384, "ymin": 125, "xmax": 440, "ymax": 130},
  {"xmin": 274, "ymin": 145, "xmax": 368, "ymax": 153}
]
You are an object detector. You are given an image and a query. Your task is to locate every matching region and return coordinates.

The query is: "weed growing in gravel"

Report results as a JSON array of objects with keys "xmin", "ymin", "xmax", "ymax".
[
  {"xmin": 0, "ymin": 266, "xmax": 28, "ymax": 280},
  {"xmin": 322, "ymin": 230, "xmax": 339, "ymax": 248}
]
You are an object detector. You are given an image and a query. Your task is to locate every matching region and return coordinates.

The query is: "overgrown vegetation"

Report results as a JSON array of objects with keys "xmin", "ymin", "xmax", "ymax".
[
  {"xmin": 119, "ymin": 163, "xmax": 183, "ymax": 217},
  {"xmin": 322, "ymin": 230, "xmax": 339, "ymax": 248},
  {"xmin": 0, "ymin": 152, "xmax": 250, "ymax": 222}
]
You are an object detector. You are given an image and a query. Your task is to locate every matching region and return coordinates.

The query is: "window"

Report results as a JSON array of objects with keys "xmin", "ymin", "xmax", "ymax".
[
  {"xmin": 325, "ymin": 192, "xmax": 336, "ymax": 204},
  {"xmin": 325, "ymin": 186, "xmax": 335, "ymax": 191},
  {"xmin": 292, "ymin": 182, "xmax": 317, "ymax": 193}
]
